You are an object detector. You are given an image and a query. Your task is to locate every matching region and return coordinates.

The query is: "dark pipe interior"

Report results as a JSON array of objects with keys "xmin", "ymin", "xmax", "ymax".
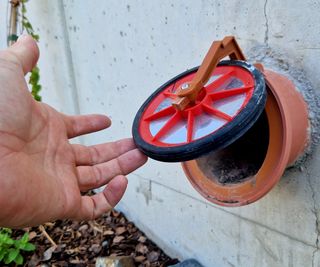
[{"xmin": 197, "ymin": 111, "xmax": 269, "ymax": 184}]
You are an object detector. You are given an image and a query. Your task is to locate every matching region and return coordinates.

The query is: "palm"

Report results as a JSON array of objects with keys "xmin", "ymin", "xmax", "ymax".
[{"xmin": 0, "ymin": 35, "xmax": 147, "ymax": 228}]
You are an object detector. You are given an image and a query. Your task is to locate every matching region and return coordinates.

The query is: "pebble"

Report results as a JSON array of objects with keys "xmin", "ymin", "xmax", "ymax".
[
  {"xmin": 102, "ymin": 240, "xmax": 109, "ymax": 248},
  {"xmin": 96, "ymin": 256, "xmax": 135, "ymax": 267}
]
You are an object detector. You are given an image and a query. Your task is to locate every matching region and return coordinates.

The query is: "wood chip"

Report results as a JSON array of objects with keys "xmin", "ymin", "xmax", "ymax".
[
  {"xmin": 113, "ymin": 235, "xmax": 125, "ymax": 244},
  {"xmin": 10, "ymin": 209, "xmax": 176, "ymax": 265},
  {"xmin": 90, "ymin": 243, "xmax": 102, "ymax": 254},
  {"xmin": 134, "ymin": 255, "xmax": 146, "ymax": 262},
  {"xmin": 138, "ymin": 236, "xmax": 147, "ymax": 243},
  {"xmin": 88, "ymin": 221, "xmax": 103, "ymax": 233},
  {"xmin": 78, "ymin": 224, "xmax": 89, "ymax": 232},
  {"xmin": 103, "ymin": 229, "xmax": 115, "ymax": 236},
  {"xmin": 115, "ymin": 226, "xmax": 127, "ymax": 235},
  {"xmin": 147, "ymin": 251, "xmax": 160, "ymax": 262},
  {"xmin": 111, "ymin": 210, "xmax": 120, "ymax": 217},
  {"xmin": 43, "ymin": 246, "xmax": 57, "ymax": 261},
  {"xmin": 136, "ymin": 243, "xmax": 148, "ymax": 254},
  {"xmin": 28, "ymin": 231, "xmax": 37, "ymax": 241}
]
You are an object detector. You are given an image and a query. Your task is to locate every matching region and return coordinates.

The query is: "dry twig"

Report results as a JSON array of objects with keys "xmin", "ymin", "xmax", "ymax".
[{"xmin": 39, "ymin": 225, "xmax": 57, "ymax": 247}]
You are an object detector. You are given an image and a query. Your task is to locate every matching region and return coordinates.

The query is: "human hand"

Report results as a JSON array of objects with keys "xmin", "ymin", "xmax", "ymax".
[{"xmin": 0, "ymin": 35, "xmax": 147, "ymax": 228}]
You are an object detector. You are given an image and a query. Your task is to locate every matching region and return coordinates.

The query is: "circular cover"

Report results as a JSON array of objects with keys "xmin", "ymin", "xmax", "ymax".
[{"xmin": 132, "ymin": 60, "xmax": 266, "ymax": 162}]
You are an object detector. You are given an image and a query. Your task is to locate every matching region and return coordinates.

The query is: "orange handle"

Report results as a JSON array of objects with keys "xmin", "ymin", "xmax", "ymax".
[{"xmin": 173, "ymin": 36, "xmax": 246, "ymax": 110}]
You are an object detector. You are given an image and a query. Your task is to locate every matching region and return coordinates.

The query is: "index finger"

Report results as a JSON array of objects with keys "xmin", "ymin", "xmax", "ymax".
[
  {"xmin": 72, "ymin": 138, "xmax": 138, "ymax": 166},
  {"xmin": 62, "ymin": 113, "xmax": 111, "ymax": 138}
]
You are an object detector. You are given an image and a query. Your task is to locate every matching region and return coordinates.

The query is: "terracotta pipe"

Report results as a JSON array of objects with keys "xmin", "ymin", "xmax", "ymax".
[{"xmin": 182, "ymin": 69, "xmax": 309, "ymax": 206}]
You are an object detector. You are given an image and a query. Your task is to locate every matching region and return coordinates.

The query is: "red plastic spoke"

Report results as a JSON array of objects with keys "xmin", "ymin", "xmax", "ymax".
[
  {"xmin": 152, "ymin": 112, "xmax": 181, "ymax": 141},
  {"xmin": 163, "ymin": 91, "xmax": 177, "ymax": 99},
  {"xmin": 202, "ymin": 104, "xmax": 233, "ymax": 121},
  {"xmin": 187, "ymin": 111, "xmax": 195, "ymax": 142},
  {"xmin": 209, "ymin": 86, "xmax": 252, "ymax": 100},
  {"xmin": 205, "ymin": 70, "xmax": 233, "ymax": 92},
  {"xmin": 144, "ymin": 106, "xmax": 175, "ymax": 121}
]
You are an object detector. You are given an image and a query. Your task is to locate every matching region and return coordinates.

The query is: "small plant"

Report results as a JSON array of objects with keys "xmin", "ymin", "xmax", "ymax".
[
  {"xmin": 21, "ymin": 0, "xmax": 42, "ymax": 102},
  {"xmin": 0, "ymin": 228, "xmax": 35, "ymax": 265},
  {"xmin": 29, "ymin": 65, "xmax": 41, "ymax": 101},
  {"xmin": 7, "ymin": 0, "xmax": 42, "ymax": 101},
  {"xmin": 20, "ymin": 0, "xmax": 39, "ymax": 42}
]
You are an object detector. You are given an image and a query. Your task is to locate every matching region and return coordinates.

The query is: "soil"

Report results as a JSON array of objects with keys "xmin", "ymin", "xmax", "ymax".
[{"xmin": 10, "ymin": 210, "xmax": 179, "ymax": 267}]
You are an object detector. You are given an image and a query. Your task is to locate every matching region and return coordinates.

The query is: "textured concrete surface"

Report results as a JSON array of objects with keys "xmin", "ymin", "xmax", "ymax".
[
  {"xmin": 170, "ymin": 259, "xmax": 204, "ymax": 267},
  {"xmin": 1, "ymin": 1, "xmax": 320, "ymax": 266}
]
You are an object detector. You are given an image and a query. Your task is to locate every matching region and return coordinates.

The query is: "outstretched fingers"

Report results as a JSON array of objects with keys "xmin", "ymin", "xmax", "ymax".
[
  {"xmin": 77, "ymin": 148, "xmax": 147, "ymax": 192},
  {"xmin": 62, "ymin": 114, "xmax": 111, "ymax": 138},
  {"xmin": 75, "ymin": 175, "xmax": 128, "ymax": 220},
  {"xmin": 72, "ymin": 138, "xmax": 137, "ymax": 166}
]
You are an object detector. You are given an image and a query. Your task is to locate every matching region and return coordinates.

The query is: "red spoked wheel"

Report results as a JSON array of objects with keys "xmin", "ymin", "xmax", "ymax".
[{"xmin": 133, "ymin": 60, "xmax": 266, "ymax": 162}]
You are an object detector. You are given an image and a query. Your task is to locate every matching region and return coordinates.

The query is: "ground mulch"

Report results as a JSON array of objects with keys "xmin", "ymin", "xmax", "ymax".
[{"xmin": 11, "ymin": 210, "xmax": 179, "ymax": 267}]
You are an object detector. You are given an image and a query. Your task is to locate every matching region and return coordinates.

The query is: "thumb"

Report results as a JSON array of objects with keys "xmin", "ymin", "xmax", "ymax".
[{"xmin": 8, "ymin": 34, "xmax": 39, "ymax": 74}]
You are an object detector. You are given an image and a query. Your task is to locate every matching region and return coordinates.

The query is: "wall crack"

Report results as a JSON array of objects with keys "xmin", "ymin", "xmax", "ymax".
[
  {"xmin": 306, "ymin": 167, "xmax": 320, "ymax": 267},
  {"xmin": 263, "ymin": 0, "xmax": 269, "ymax": 46}
]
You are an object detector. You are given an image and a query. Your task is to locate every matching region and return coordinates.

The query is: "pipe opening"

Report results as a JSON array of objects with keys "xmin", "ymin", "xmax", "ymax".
[{"xmin": 197, "ymin": 111, "xmax": 269, "ymax": 184}]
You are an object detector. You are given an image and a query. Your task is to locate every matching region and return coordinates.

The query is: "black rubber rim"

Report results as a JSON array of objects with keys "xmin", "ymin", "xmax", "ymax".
[{"xmin": 132, "ymin": 60, "xmax": 266, "ymax": 162}]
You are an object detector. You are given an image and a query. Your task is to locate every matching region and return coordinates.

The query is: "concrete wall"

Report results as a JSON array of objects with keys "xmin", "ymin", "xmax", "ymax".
[{"xmin": 1, "ymin": 1, "xmax": 320, "ymax": 266}]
